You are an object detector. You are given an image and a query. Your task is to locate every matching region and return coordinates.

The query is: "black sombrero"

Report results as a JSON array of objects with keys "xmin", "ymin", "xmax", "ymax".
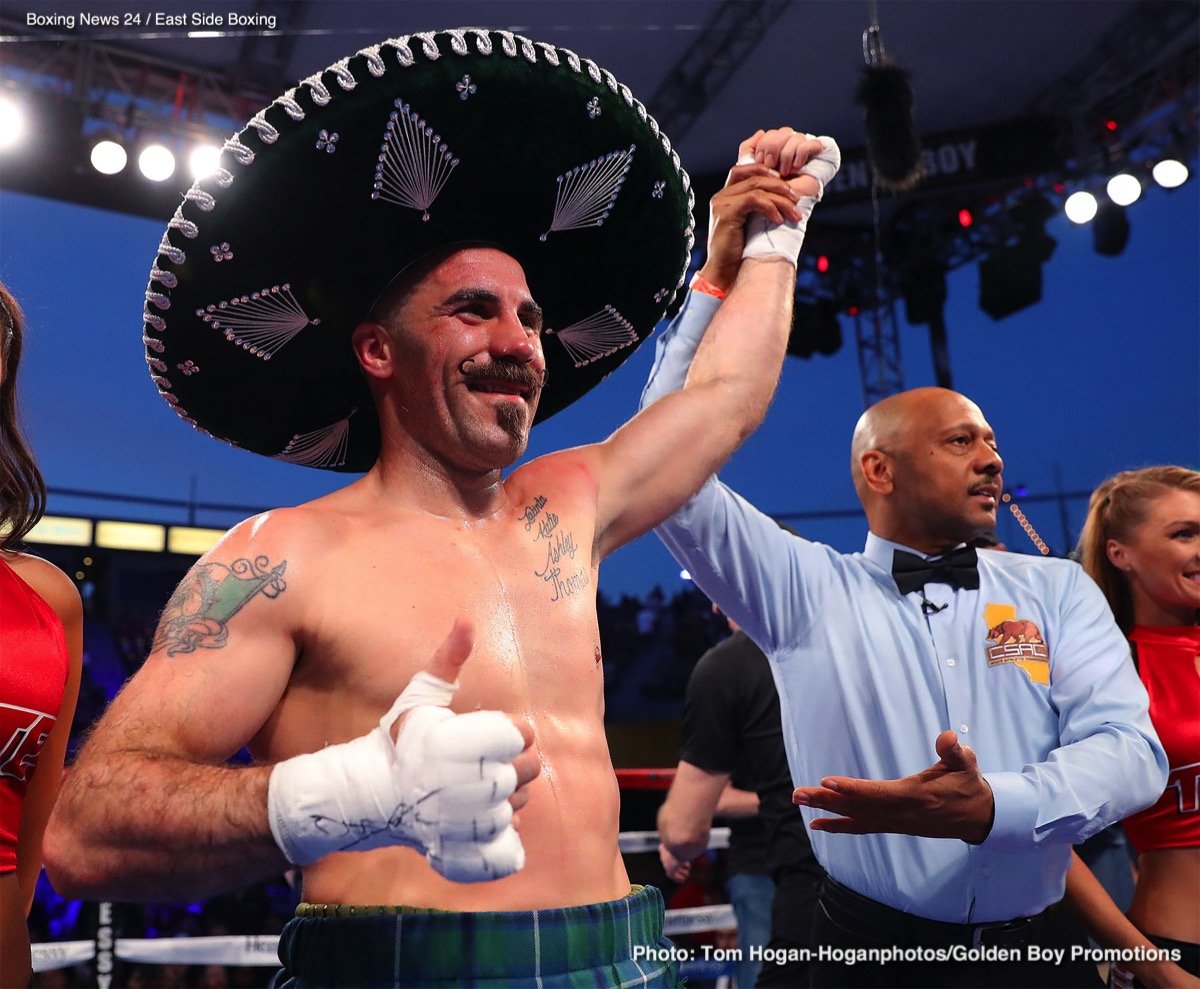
[{"xmin": 143, "ymin": 28, "xmax": 694, "ymax": 472}]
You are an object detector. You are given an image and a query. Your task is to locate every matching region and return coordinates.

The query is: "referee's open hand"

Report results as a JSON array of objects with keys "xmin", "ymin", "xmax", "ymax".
[{"xmin": 792, "ymin": 730, "xmax": 996, "ymax": 844}]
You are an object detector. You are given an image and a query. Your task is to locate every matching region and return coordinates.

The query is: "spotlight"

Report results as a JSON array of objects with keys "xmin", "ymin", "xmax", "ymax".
[
  {"xmin": 1106, "ymin": 173, "xmax": 1141, "ymax": 207},
  {"xmin": 188, "ymin": 144, "xmax": 222, "ymax": 180},
  {"xmin": 1092, "ymin": 202, "xmax": 1130, "ymax": 257},
  {"xmin": 979, "ymin": 247, "xmax": 1044, "ymax": 320},
  {"xmin": 816, "ymin": 255, "xmax": 830, "ymax": 273},
  {"xmin": 1152, "ymin": 158, "xmax": 1189, "ymax": 189},
  {"xmin": 90, "ymin": 138, "xmax": 127, "ymax": 175},
  {"xmin": 1064, "ymin": 190, "xmax": 1098, "ymax": 224},
  {"xmin": 957, "ymin": 208, "xmax": 973, "ymax": 228},
  {"xmin": 0, "ymin": 93, "xmax": 26, "ymax": 151},
  {"xmin": 787, "ymin": 299, "xmax": 842, "ymax": 358},
  {"xmin": 138, "ymin": 143, "xmax": 175, "ymax": 182}
]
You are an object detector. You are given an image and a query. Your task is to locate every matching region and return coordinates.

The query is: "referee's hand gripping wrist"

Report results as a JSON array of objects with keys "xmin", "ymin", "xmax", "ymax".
[
  {"xmin": 741, "ymin": 131, "xmax": 841, "ymax": 265},
  {"xmin": 267, "ymin": 619, "xmax": 537, "ymax": 882}
]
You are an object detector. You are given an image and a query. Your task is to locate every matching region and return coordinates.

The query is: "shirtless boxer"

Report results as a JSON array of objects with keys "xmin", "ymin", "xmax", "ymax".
[{"xmin": 44, "ymin": 29, "xmax": 839, "ymax": 986}]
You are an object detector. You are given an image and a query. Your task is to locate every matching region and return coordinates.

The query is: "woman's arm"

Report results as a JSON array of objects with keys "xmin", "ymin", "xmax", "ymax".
[
  {"xmin": 1064, "ymin": 850, "xmax": 1199, "ymax": 988},
  {"xmin": 13, "ymin": 557, "xmax": 83, "ymax": 913}
]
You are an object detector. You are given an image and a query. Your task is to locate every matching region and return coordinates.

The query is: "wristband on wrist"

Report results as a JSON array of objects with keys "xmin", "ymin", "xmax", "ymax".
[{"xmin": 689, "ymin": 274, "xmax": 728, "ymax": 300}]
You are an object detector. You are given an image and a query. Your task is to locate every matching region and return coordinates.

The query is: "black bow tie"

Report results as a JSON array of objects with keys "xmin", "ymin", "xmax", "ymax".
[{"xmin": 892, "ymin": 546, "xmax": 980, "ymax": 594}]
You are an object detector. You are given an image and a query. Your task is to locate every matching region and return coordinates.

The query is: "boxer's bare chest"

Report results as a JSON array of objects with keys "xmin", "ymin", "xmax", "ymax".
[{"xmin": 279, "ymin": 480, "xmax": 604, "ymax": 738}]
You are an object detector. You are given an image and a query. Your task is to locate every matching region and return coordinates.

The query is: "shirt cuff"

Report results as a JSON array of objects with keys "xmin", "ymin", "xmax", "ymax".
[
  {"xmin": 979, "ymin": 771, "xmax": 1040, "ymax": 850},
  {"xmin": 678, "ymin": 288, "xmax": 722, "ymax": 338}
]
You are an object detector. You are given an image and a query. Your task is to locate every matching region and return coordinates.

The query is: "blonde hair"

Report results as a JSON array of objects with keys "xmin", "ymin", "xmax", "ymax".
[{"xmin": 1078, "ymin": 465, "xmax": 1200, "ymax": 634}]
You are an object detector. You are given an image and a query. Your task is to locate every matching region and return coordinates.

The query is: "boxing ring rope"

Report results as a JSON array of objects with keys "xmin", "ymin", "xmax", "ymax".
[{"xmin": 32, "ymin": 768, "xmax": 740, "ymax": 975}]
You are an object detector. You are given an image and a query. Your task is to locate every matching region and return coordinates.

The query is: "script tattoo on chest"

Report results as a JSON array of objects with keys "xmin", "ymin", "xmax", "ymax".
[
  {"xmin": 153, "ymin": 555, "xmax": 287, "ymax": 656},
  {"xmin": 520, "ymin": 494, "xmax": 590, "ymax": 602},
  {"xmin": 520, "ymin": 496, "xmax": 547, "ymax": 531}
]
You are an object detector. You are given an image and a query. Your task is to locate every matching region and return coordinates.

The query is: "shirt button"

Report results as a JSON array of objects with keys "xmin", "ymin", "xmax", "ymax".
[
  {"xmin": 959, "ymin": 723, "xmax": 969, "ymax": 734},
  {"xmin": 946, "ymin": 658, "xmax": 957, "ymax": 668}
]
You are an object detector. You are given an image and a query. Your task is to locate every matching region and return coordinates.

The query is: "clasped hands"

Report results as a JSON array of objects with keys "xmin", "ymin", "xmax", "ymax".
[
  {"xmin": 793, "ymin": 730, "xmax": 996, "ymax": 844},
  {"xmin": 703, "ymin": 125, "xmax": 841, "ymax": 289}
]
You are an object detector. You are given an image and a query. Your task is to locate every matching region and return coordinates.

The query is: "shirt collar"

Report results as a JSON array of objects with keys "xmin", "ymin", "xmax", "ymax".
[{"xmin": 863, "ymin": 531, "xmax": 970, "ymax": 568}]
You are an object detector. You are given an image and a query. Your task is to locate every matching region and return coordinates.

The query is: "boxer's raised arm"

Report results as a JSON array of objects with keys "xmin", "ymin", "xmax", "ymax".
[{"xmin": 586, "ymin": 129, "xmax": 840, "ymax": 559}]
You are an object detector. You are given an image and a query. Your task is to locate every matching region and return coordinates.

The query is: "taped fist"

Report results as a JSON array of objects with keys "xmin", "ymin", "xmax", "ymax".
[
  {"xmin": 267, "ymin": 619, "xmax": 538, "ymax": 882},
  {"xmin": 738, "ymin": 128, "xmax": 842, "ymax": 265}
]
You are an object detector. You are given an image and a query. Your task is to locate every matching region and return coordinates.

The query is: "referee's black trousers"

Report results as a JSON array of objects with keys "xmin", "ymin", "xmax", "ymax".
[{"xmin": 808, "ymin": 878, "xmax": 1104, "ymax": 989}]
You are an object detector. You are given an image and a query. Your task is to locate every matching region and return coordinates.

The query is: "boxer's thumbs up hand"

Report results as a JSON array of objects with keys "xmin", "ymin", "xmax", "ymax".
[{"xmin": 422, "ymin": 617, "xmax": 475, "ymax": 687}]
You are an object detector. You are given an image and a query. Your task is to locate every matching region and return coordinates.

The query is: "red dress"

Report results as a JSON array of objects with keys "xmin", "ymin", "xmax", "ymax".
[
  {"xmin": 0, "ymin": 557, "xmax": 69, "ymax": 873},
  {"xmin": 1121, "ymin": 624, "xmax": 1200, "ymax": 854}
]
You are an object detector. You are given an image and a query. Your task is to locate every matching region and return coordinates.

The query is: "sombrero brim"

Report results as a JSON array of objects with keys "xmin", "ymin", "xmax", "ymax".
[{"xmin": 142, "ymin": 28, "xmax": 694, "ymax": 472}]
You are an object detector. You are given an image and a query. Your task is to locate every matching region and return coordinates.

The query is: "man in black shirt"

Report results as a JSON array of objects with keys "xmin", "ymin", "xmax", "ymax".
[{"xmin": 658, "ymin": 615, "xmax": 824, "ymax": 987}]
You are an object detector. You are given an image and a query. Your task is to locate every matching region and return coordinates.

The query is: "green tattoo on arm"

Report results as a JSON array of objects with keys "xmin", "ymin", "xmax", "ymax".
[{"xmin": 153, "ymin": 556, "xmax": 288, "ymax": 657}]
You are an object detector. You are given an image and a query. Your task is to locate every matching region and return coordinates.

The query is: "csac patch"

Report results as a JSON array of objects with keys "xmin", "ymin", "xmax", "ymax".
[{"xmin": 983, "ymin": 604, "xmax": 1050, "ymax": 684}]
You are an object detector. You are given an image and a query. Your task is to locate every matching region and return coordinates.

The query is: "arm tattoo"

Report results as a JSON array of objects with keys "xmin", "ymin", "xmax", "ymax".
[{"xmin": 153, "ymin": 556, "xmax": 288, "ymax": 657}]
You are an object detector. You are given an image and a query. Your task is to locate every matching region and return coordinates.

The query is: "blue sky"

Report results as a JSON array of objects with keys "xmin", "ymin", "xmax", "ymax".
[{"xmin": 1, "ymin": 175, "xmax": 1196, "ymax": 600}]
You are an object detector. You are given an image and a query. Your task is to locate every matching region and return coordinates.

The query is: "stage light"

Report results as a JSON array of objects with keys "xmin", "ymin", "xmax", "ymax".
[
  {"xmin": 138, "ymin": 142, "xmax": 176, "ymax": 181},
  {"xmin": 23, "ymin": 515, "xmax": 93, "ymax": 547},
  {"xmin": 816, "ymin": 255, "xmax": 829, "ymax": 273},
  {"xmin": 957, "ymin": 208, "xmax": 973, "ymax": 228},
  {"xmin": 96, "ymin": 520, "xmax": 166, "ymax": 552},
  {"xmin": 979, "ymin": 247, "xmax": 1043, "ymax": 320},
  {"xmin": 787, "ymin": 299, "xmax": 842, "ymax": 358},
  {"xmin": 1106, "ymin": 173, "xmax": 1141, "ymax": 207},
  {"xmin": 1064, "ymin": 191, "xmax": 1098, "ymax": 224},
  {"xmin": 0, "ymin": 93, "xmax": 26, "ymax": 151},
  {"xmin": 90, "ymin": 138, "xmax": 127, "ymax": 174},
  {"xmin": 167, "ymin": 525, "xmax": 226, "ymax": 556},
  {"xmin": 1152, "ymin": 158, "xmax": 1189, "ymax": 189},
  {"xmin": 1092, "ymin": 202, "xmax": 1130, "ymax": 256},
  {"xmin": 189, "ymin": 143, "xmax": 222, "ymax": 180}
]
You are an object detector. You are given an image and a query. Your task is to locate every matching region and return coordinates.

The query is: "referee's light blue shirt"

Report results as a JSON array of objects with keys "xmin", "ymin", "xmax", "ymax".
[{"xmin": 641, "ymin": 290, "xmax": 1167, "ymax": 923}]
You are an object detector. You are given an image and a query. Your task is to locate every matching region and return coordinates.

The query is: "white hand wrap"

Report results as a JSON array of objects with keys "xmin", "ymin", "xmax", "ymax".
[
  {"xmin": 741, "ymin": 135, "xmax": 842, "ymax": 264},
  {"xmin": 267, "ymin": 671, "xmax": 527, "ymax": 883}
]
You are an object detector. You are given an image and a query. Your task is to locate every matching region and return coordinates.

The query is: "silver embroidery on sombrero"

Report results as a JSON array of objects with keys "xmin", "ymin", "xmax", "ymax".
[
  {"xmin": 277, "ymin": 416, "xmax": 351, "ymax": 469},
  {"xmin": 540, "ymin": 145, "xmax": 634, "ymax": 241},
  {"xmin": 546, "ymin": 305, "xmax": 637, "ymax": 367},
  {"xmin": 371, "ymin": 100, "xmax": 459, "ymax": 221},
  {"xmin": 141, "ymin": 29, "xmax": 697, "ymax": 457},
  {"xmin": 197, "ymin": 284, "xmax": 320, "ymax": 361}
]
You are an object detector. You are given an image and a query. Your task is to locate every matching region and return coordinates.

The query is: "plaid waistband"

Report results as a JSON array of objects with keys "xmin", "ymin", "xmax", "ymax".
[{"xmin": 278, "ymin": 885, "xmax": 677, "ymax": 987}]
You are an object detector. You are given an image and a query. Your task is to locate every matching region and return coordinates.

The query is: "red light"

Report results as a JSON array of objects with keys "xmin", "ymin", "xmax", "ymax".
[
  {"xmin": 958, "ymin": 208, "xmax": 973, "ymax": 228},
  {"xmin": 1053, "ymin": 182, "xmax": 1065, "ymax": 194},
  {"xmin": 816, "ymin": 255, "xmax": 829, "ymax": 273},
  {"xmin": 1105, "ymin": 119, "xmax": 1118, "ymax": 131},
  {"xmin": 847, "ymin": 305, "xmax": 860, "ymax": 316}
]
